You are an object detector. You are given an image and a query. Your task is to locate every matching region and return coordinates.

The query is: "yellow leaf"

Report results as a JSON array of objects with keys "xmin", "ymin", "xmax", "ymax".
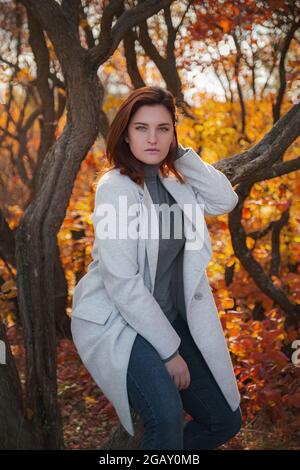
[
  {"xmin": 246, "ymin": 237, "xmax": 255, "ymax": 249},
  {"xmin": 221, "ymin": 298, "xmax": 235, "ymax": 309},
  {"xmin": 84, "ymin": 396, "xmax": 98, "ymax": 405},
  {"xmin": 1, "ymin": 280, "xmax": 15, "ymax": 293}
]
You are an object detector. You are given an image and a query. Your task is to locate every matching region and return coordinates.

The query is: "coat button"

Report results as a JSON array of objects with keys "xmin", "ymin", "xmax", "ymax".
[{"xmin": 194, "ymin": 292, "xmax": 203, "ymax": 300}]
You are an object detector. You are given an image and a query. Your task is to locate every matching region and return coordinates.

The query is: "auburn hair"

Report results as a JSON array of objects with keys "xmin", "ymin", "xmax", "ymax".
[{"xmin": 95, "ymin": 86, "xmax": 185, "ymax": 188}]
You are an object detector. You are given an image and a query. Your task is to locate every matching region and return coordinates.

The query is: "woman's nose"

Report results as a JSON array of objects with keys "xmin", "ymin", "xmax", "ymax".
[{"xmin": 147, "ymin": 132, "xmax": 157, "ymax": 143}]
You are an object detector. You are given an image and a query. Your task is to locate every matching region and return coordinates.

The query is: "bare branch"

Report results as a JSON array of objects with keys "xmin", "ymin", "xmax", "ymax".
[{"xmin": 88, "ymin": 0, "xmax": 174, "ymax": 69}]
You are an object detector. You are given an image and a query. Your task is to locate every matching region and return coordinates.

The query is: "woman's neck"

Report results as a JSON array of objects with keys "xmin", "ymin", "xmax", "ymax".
[{"xmin": 143, "ymin": 161, "xmax": 161, "ymax": 179}]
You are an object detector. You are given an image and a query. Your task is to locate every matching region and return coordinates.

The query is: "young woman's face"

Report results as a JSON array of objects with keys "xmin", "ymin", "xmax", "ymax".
[{"xmin": 125, "ymin": 104, "xmax": 175, "ymax": 165}]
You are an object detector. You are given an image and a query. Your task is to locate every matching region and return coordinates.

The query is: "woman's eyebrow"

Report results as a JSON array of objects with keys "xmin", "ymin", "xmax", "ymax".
[{"xmin": 132, "ymin": 122, "xmax": 171, "ymax": 125}]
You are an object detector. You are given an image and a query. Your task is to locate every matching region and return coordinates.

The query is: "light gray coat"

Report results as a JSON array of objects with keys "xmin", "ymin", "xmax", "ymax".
[{"xmin": 71, "ymin": 146, "xmax": 241, "ymax": 437}]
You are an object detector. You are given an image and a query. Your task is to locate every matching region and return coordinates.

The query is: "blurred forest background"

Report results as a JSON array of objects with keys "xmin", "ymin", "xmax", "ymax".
[{"xmin": 0, "ymin": 0, "xmax": 300, "ymax": 450}]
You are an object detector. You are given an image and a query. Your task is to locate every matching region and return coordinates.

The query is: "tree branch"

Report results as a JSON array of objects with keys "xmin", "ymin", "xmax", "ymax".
[
  {"xmin": 88, "ymin": 0, "xmax": 174, "ymax": 69},
  {"xmin": 215, "ymin": 102, "xmax": 300, "ymax": 184}
]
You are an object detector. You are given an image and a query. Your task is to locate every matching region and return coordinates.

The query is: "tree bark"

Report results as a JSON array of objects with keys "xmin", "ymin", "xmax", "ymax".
[
  {"xmin": 16, "ymin": 87, "xmax": 102, "ymax": 449},
  {"xmin": 0, "ymin": 322, "xmax": 36, "ymax": 449}
]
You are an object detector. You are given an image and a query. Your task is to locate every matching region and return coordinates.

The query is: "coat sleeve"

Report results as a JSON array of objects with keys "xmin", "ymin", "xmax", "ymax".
[
  {"xmin": 162, "ymin": 349, "xmax": 179, "ymax": 362},
  {"xmin": 175, "ymin": 144, "xmax": 239, "ymax": 216},
  {"xmin": 92, "ymin": 180, "xmax": 181, "ymax": 361}
]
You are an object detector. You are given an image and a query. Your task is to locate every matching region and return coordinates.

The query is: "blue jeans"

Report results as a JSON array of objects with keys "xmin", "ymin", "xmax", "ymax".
[{"xmin": 126, "ymin": 313, "xmax": 242, "ymax": 450}]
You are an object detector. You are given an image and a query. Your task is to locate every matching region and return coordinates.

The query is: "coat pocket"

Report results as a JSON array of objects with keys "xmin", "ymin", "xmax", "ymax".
[{"xmin": 71, "ymin": 301, "xmax": 115, "ymax": 325}]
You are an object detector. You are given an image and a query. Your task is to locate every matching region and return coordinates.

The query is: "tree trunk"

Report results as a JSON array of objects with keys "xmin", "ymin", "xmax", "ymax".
[
  {"xmin": 15, "ymin": 64, "xmax": 103, "ymax": 448},
  {"xmin": 0, "ymin": 322, "xmax": 37, "ymax": 449}
]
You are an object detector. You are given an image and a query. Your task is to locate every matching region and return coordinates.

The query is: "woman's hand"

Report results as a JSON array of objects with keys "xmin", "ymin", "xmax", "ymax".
[{"xmin": 164, "ymin": 353, "xmax": 191, "ymax": 391}]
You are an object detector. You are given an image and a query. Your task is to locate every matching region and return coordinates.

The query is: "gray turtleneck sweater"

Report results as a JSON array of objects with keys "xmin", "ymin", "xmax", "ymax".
[{"xmin": 143, "ymin": 146, "xmax": 188, "ymax": 362}]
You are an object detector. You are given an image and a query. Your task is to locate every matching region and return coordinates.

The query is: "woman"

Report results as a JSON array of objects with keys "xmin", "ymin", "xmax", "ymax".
[{"xmin": 71, "ymin": 86, "xmax": 242, "ymax": 450}]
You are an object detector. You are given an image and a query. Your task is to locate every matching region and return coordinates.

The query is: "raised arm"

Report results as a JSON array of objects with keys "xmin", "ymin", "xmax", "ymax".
[{"xmin": 175, "ymin": 145, "xmax": 239, "ymax": 216}]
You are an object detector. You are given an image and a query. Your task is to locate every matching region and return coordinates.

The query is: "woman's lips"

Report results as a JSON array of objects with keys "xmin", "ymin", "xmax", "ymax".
[{"xmin": 145, "ymin": 149, "xmax": 159, "ymax": 152}]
